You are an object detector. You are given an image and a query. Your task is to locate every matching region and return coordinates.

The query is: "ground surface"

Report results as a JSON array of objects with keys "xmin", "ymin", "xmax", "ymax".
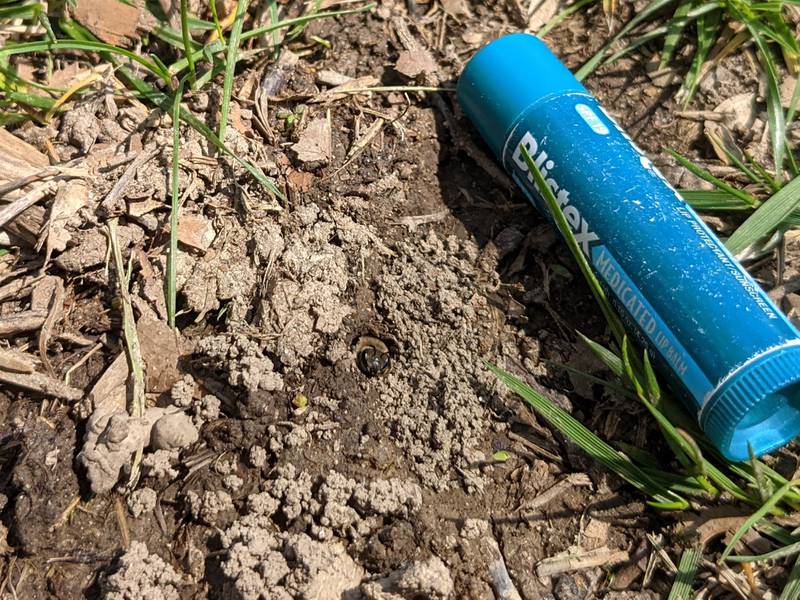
[{"xmin": 1, "ymin": 0, "xmax": 799, "ymax": 598}]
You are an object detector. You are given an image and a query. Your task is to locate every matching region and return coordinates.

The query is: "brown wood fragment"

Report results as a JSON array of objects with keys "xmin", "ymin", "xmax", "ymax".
[
  {"xmin": 0, "ymin": 130, "xmax": 49, "ymax": 200},
  {"xmin": 0, "ymin": 275, "xmax": 41, "ymax": 303},
  {"xmin": 0, "ymin": 181, "xmax": 57, "ymax": 230},
  {"xmin": 0, "ymin": 310, "xmax": 47, "ymax": 337},
  {"xmin": 0, "ymin": 348, "xmax": 36, "ymax": 373},
  {"xmin": 0, "ymin": 369, "xmax": 83, "ymax": 400}
]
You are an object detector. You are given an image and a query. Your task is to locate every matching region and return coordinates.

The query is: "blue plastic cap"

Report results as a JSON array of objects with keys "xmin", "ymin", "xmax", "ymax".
[
  {"xmin": 457, "ymin": 33, "xmax": 588, "ymax": 160},
  {"xmin": 702, "ymin": 345, "xmax": 800, "ymax": 462}
]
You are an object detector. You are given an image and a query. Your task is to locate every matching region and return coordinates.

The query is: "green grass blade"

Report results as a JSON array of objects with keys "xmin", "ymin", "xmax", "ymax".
[
  {"xmin": 726, "ymin": 175, "xmax": 800, "ymax": 255},
  {"xmin": 747, "ymin": 151, "xmax": 782, "ymax": 192},
  {"xmin": 210, "ymin": 0, "xmax": 225, "ymax": 42},
  {"xmin": 0, "ymin": 2, "xmax": 43, "ymax": 19},
  {"xmin": 576, "ymin": 0, "xmax": 681, "ymax": 80},
  {"xmin": 667, "ymin": 545, "xmax": 702, "ymax": 600},
  {"xmin": 487, "ymin": 362, "xmax": 687, "ymax": 508},
  {"xmin": 667, "ymin": 149, "xmax": 758, "ymax": 206},
  {"xmin": 621, "ymin": 336, "xmax": 646, "ymax": 399},
  {"xmin": 267, "ymin": 0, "xmax": 281, "ymax": 55},
  {"xmin": 680, "ymin": 189, "xmax": 754, "ymax": 211},
  {"xmin": 758, "ymin": 522, "xmax": 798, "ymax": 546},
  {"xmin": 678, "ymin": 7, "xmax": 721, "ymax": 105},
  {"xmin": 520, "ymin": 144, "xmax": 626, "ymax": 345},
  {"xmin": 749, "ymin": 25, "xmax": 787, "ymax": 180},
  {"xmin": 576, "ymin": 331, "xmax": 624, "ymax": 377},
  {"xmin": 169, "ymin": 3, "xmax": 375, "ymax": 75},
  {"xmin": 727, "ymin": 539, "xmax": 800, "ymax": 563},
  {"xmin": 705, "ymin": 130, "xmax": 767, "ymax": 189},
  {"xmin": 0, "ymin": 39, "xmax": 170, "ymax": 84},
  {"xmin": 167, "ymin": 79, "xmax": 184, "ymax": 327},
  {"xmin": 786, "ymin": 74, "xmax": 800, "ymax": 126},
  {"xmin": 2, "ymin": 89, "xmax": 56, "ymax": 109},
  {"xmin": 218, "ymin": 0, "xmax": 249, "ymax": 142},
  {"xmin": 780, "ymin": 554, "xmax": 800, "ymax": 600},
  {"xmin": 660, "ymin": 0, "xmax": 694, "ymax": 68},
  {"xmin": 180, "ymin": 0, "xmax": 197, "ymax": 87},
  {"xmin": 642, "ymin": 351, "xmax": 661, "ymax": 403},
  {"xmin": 60, "ymin": 23, "xmax": 284, "ymax": 200},
  {"xmin": 603, "ymin": 24, "xmax": 674, "ymax": 66},
  {"xmin": 721, "ymin": 479, "xmax": 800, "ymax": 561}
]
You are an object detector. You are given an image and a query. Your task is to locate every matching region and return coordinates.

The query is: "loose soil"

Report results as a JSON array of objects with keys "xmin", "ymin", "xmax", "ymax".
[{"xmin": 1, "ymin": 0, "xmax": 796, "ymax": 598}]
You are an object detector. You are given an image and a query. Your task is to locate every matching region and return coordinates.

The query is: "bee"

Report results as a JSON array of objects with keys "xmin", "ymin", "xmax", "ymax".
[{"xmin": 355, "ymin": 335, "xmax": 391, "ymax": 377}]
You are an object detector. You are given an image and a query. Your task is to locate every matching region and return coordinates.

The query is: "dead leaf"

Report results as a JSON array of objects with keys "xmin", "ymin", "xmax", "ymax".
[
  {"xmin": 395, "ymin": 49, "xmax": 438, "ymax": 79},
  {"xmin": 128, "ymin": 198, "xmax": 164, "ymax": 217},
  {"xmin": 291, "ymin": 115, "xmax": 332, "ymax": 165},
  {"xmin": 137, "ymin": 317, "xmax": 182, "ymax": 393},
  {"xmin": 73, "ymin": 0, "xmax": 141, "ymax": 46},
  {"xmin": 178, "ymin": 214, "xmax": 216, "ymax": 251},
  {"xmin": 287, "ymin": 170, "xmax": 315, "ymax": 192},
  {"xmin": 715, "ymin": 93, "xmax": 758, "ymax": 130}
]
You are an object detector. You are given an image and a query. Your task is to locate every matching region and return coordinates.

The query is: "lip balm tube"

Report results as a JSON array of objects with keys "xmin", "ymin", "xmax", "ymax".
[{"xmin": 458, "ymin": 33, "xmax": 800, "ymax": 461}]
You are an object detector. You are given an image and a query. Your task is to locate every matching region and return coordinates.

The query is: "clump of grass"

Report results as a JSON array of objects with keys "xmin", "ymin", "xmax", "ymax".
[
  {"xmin": 0, "ymin": 1, "xmax": 377, "ymax": 325},
  {"xmin": 672, "ymin": 132, "xmax": 800, "ymax": 258},
  {"xmin": 490, "ymin": 143, "xmax": 800, "ymax": 597},
  {"xmin": 544, "ymin": 0, "xmax": 799, "ymax": 181}
]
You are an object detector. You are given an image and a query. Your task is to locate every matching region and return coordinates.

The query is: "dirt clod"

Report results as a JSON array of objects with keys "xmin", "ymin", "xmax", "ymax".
[{"xmin": 101, "ymin": 541, "xmax": 182, "ymax": 600}]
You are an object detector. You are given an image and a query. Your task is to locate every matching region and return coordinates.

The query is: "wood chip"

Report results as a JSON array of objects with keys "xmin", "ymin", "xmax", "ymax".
[
  {"xmin": 0, "ymin": 181, "xmax": 57, "ymax": 230},
  {"xmin": 0, "ymin": 348, "xmax": 36, "ymax": 374},
  {"xmin": 519, "ymin": 473, "xmax": 593, "ymax": 514},
  {"xmin": 87, "ymin": 352, "xmax": 128, "ymax": 415},
  {"xmin": 0, "ymin": 310, "xmax": 47, "ymax": 337},
  {"xmin": 73, "ymin": 0, "xmax": 142, "ymax": 46},
  {"xmin": 43, "ymin": 180, "xmax": 89, "ymax": 255},
  {"xmin": 395, "ymin": 49, "xmax": 438, "ymax": 79},
  {"xmin": 137, "ymin": 317, "xmax": 182, "ymax": 394},
  {"xmin": 178, "ymin": 214, "xmax": 216, "ymax": 251},
  {"xmin": 0, "ymin": 275, "xmax": 40, "ymax": 303},
  {"xmin": 441, "ymin": 0, "xmax": 470, "ymax": 16},
  {"xmin": 395, "ymin": 209, "xmax": 449, "ymax": 231},
  {"xmin": 101, "ymin": 146, "xmax": 159, "ymax": 216},
  {"xmin": 536, "ymin": 547, "xmax": 630, "ymax": 578},
  {"xmin": 0, "ymin": 129, "xmax": 49, "ymax": 203},
  {"xmin": 291, "ymin": 115, "xmax": 332, "ymax": 165},
  {"xmin": 0, "ymin": 369, "xmax": 83, "ymax": 401},
  {"xmin": 310, "ymin": 76, "xmax": 380, "ymax": 103}
]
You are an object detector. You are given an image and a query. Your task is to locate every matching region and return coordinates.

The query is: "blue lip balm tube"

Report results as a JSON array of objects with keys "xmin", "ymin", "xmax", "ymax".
[{"xmin": 459, "ymin": 33, "xmax": 800, "ymax": 461}]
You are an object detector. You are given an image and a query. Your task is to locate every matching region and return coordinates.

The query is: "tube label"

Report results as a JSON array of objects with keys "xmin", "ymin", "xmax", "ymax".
[{"xmin": 502, "ymin": 93, "xmax": 738, "ymax": 407}]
